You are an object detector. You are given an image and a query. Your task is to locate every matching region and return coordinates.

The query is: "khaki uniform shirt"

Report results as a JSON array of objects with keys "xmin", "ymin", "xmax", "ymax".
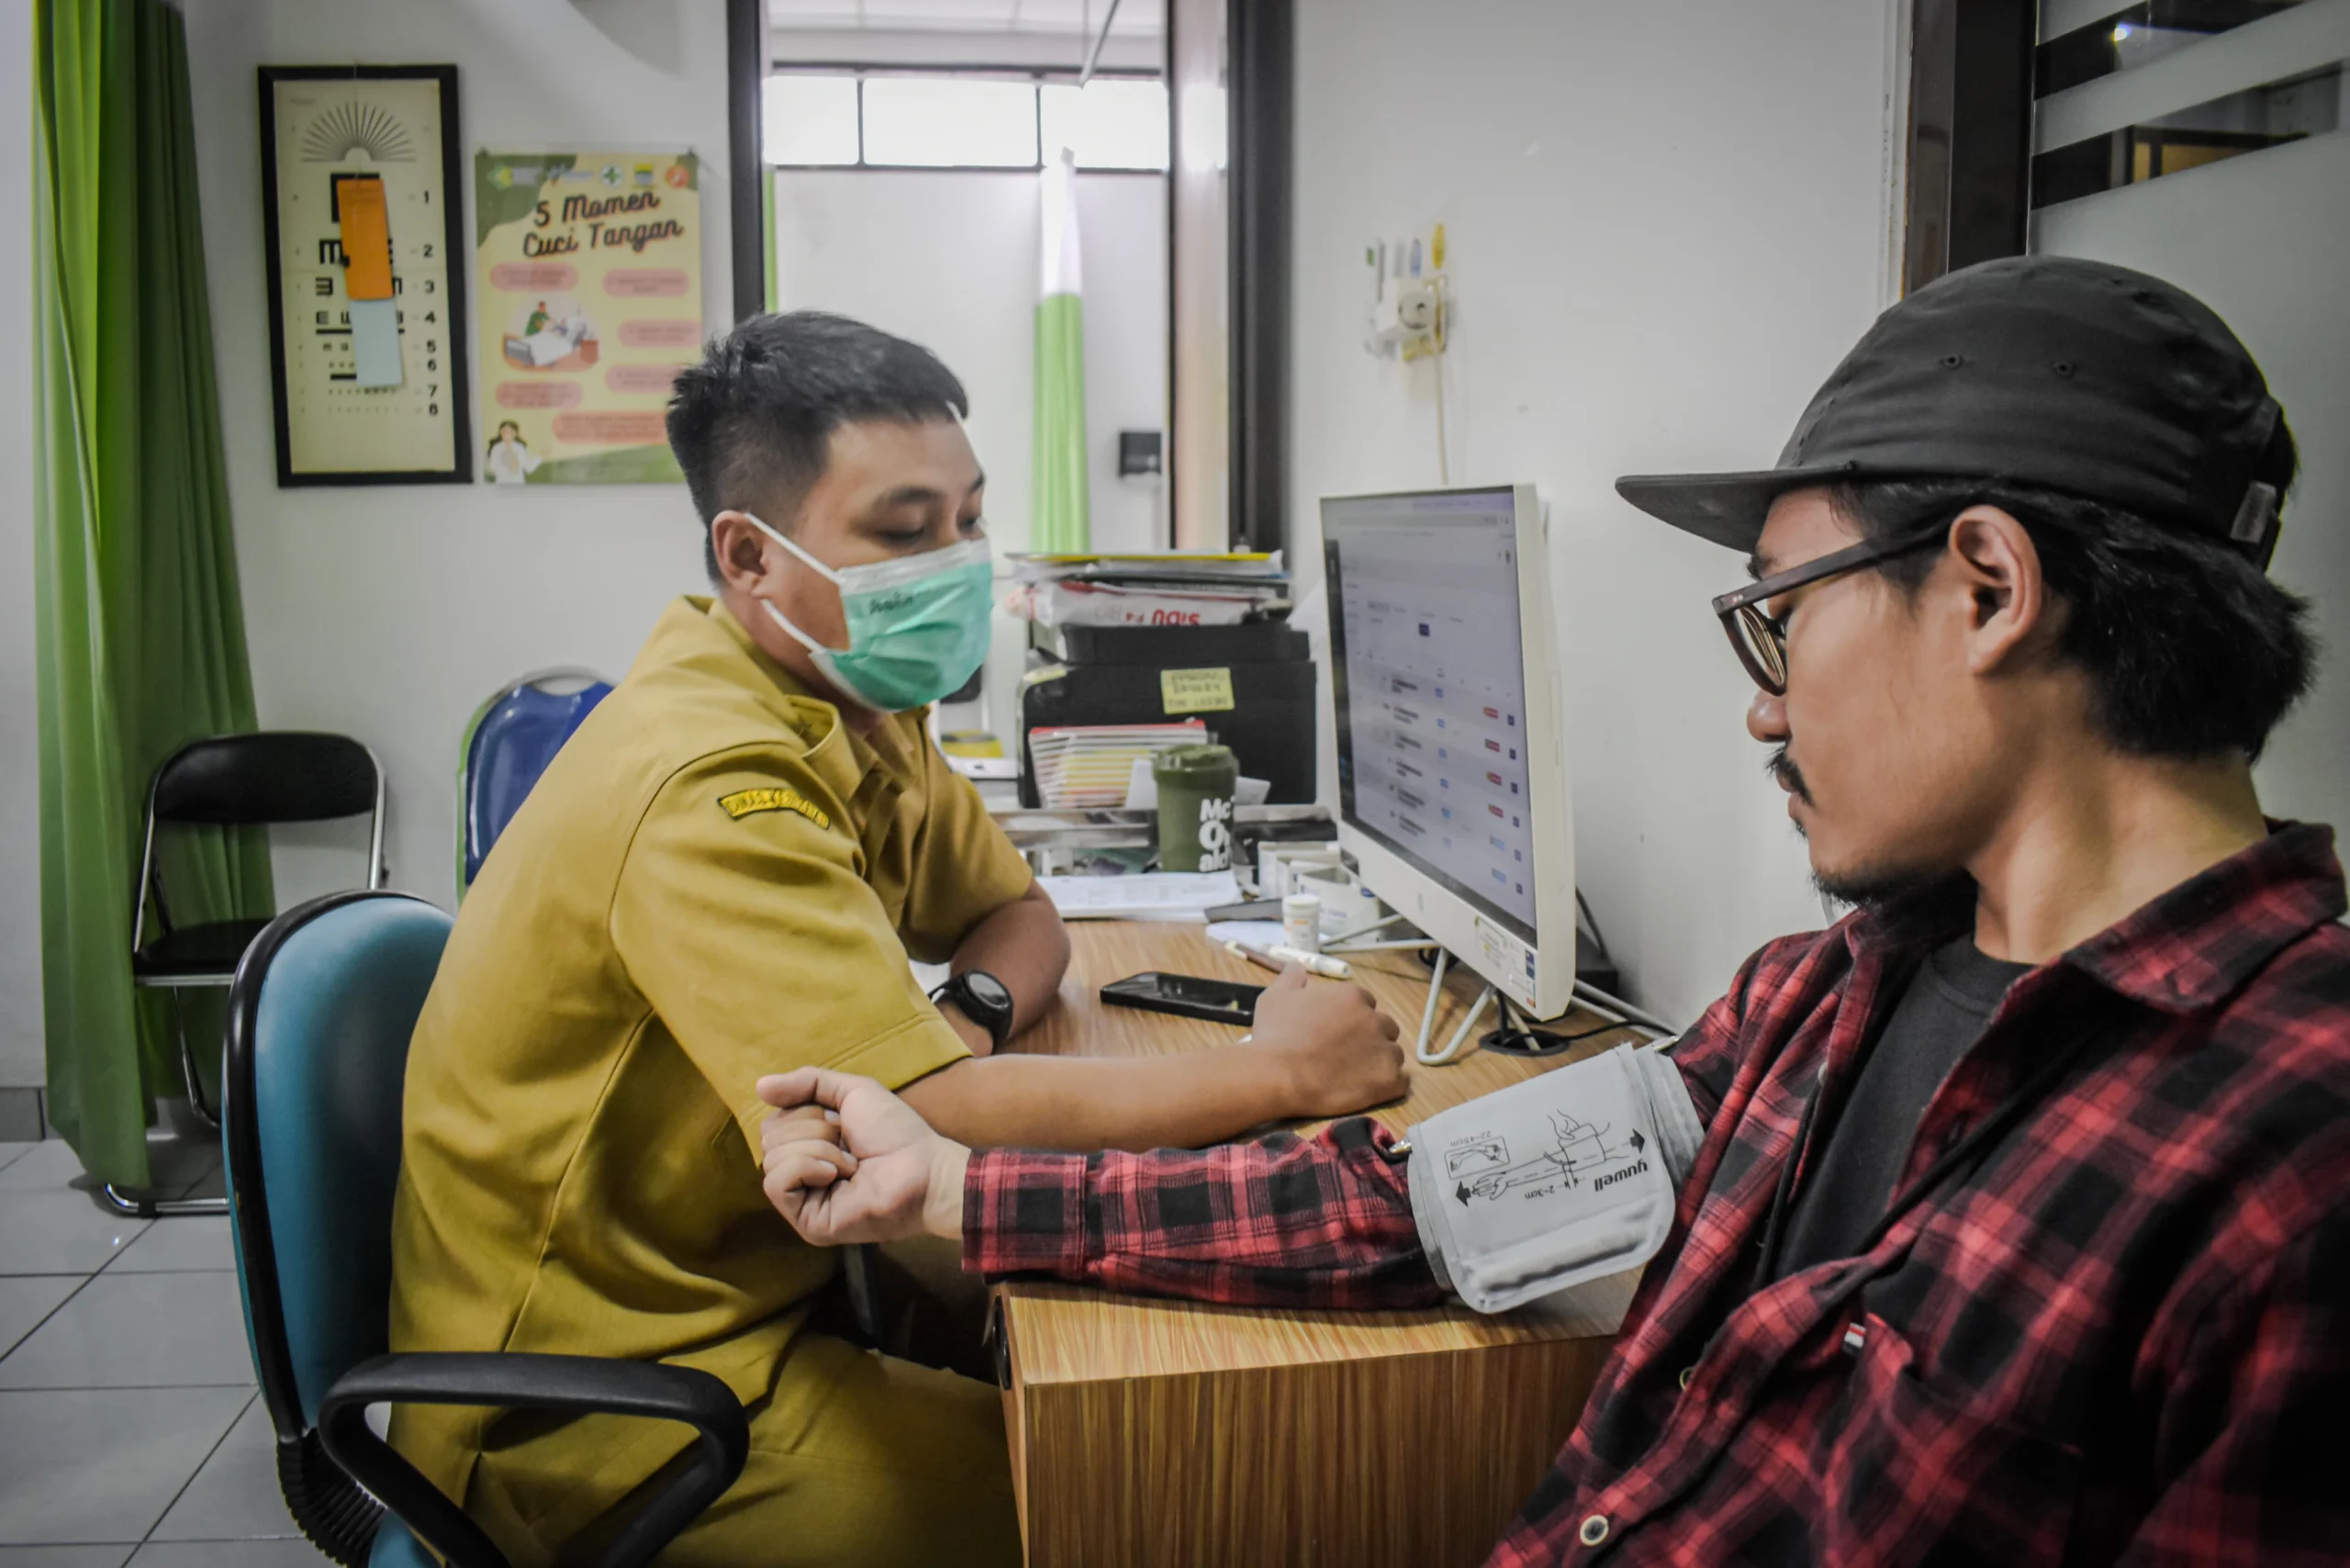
[{"xmin": 386, "ymin": 596, "xmax": 1033, "ymax": 1518}]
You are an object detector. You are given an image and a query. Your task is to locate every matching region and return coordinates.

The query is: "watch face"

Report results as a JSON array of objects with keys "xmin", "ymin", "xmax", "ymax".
[{"xmin": 965, "ymin": 972, "xmax": 1013, "ymax": 1013}]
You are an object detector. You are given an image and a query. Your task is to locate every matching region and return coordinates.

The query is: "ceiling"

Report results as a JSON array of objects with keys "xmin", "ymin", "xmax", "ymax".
[{"xmin": 767, "ymin": 0, "xmax": 1165, "ymax": 38}]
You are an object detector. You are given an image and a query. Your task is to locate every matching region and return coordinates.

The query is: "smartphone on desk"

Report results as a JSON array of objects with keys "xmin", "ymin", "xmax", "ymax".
[{"xmin": 1100, "ymin": 971, "xmax": 1265, "ymax": 1026}]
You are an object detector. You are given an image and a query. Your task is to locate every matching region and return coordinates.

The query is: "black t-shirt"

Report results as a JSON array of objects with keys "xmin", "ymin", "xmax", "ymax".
[{"xmin": 1774, "ymin": 935, "xmax": 2031, "ymax": 1281}]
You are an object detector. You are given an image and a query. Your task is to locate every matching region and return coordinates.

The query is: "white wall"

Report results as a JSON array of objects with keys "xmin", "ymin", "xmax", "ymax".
[
  {"xmin": 773, "ymin": 168, "xmax": 1169, "ymax": 726},
  {"xmin": 2033, "ymin": 134, "xmax": 2350, "ymax": 836},
  {"xmin": 0, "ymin": 0, "xmax": 40, "ymax": 1089},
  {"xmin": 182, "ymin": 0, "xmax": 737, "ymax": 913},
  {"xmin": 1291, "ymin": 0, "xmax": 1897, "ymax": 1025}
]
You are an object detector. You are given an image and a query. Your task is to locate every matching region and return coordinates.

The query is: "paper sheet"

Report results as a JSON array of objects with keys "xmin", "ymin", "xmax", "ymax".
[
  {"xmin": 1036, "ymin": 870, "xmax": 1241, "ymax": 921},
  {"xmin": 350, "ymin": 298, "xmax": 403, "ymax": 388}
]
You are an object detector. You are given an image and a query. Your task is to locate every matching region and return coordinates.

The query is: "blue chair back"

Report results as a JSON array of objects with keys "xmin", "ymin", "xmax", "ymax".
[
  {"xmin": 223, "ymin": 889, "xmax": 744, "ymax": 1568},
  {"xmin": 459, "ymin": 672, "xmax": 610, "ymax": 890},
  {"xmin": 225, "ymin": 891, "xmax": 450, "ymax": 1437}
]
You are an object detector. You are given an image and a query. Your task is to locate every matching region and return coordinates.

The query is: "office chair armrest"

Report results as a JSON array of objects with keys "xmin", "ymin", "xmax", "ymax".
[{"xmin": 318, "ymin": 1351, "xmax": 750, "ymax": 1568}]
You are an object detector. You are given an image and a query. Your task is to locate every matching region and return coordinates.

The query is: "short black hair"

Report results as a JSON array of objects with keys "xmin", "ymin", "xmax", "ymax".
[
  {"xmin": 666, "ymin": 311, "xmax": 968, "ymax": 578},
  {"xmin": 1830, "ymin": 420, "xmax": 2314, "ymax": 760}
]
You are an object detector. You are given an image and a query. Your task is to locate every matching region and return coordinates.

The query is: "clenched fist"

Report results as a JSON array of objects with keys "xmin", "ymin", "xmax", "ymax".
[{"xmin": 756, "ymin": 1068, "xmax": 970, "ymax": 1247}]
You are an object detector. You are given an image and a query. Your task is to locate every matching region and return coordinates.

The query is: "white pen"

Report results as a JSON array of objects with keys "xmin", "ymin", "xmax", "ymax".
[
  {"xmin": 1268, "ymin": 946, "xmax": 1353, "ymax": 980},
  {"xmin": 1224, "ymin": 939, "xmax": 1286, "ymax": 976}
]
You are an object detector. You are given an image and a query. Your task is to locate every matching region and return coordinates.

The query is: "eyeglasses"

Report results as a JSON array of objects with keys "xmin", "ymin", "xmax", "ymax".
[{"xmin": 1709, "ymin": 524, "xmax": 1949, "ymax": 695}]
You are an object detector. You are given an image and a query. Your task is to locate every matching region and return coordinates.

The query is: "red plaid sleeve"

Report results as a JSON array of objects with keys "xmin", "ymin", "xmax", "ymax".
[
  {"xmin": 962, "ymin": 1116, "xmax": 1444, "ymax": 1309},
  {"xmin": 2123, "ymin": 1204, "xmax": 2350, "ymax": 1564}
]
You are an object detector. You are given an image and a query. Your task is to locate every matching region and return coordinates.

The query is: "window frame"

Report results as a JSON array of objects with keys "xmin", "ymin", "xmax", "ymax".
[
  {"xmin": 762, "ymin": 64, "xmax": 1170, "ymax": 175},
  {"xmin": 1900, "ymin": 0, "xmax": 2037, "ymax": 293},
  {"xmin": 1897, "ymin": 0, "xmax": 2335, "ymax": 293}
]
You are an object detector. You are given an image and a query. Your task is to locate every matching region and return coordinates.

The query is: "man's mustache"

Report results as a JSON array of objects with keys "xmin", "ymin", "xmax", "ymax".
[{"xmin": 1767, "ymin": 745, "xmax": 1813, "ymax": 806}]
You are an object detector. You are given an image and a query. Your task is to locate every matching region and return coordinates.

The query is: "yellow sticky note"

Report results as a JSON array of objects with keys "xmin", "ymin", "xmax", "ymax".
[{"xmin": 1161, "ymin": 667, "xmax": 1237, "ymax": 715}]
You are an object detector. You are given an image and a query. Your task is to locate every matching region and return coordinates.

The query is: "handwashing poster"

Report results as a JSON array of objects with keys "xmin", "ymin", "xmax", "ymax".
[{"xmin": 475, "ymin": 151, "xmax": 704, "ymax": 483}]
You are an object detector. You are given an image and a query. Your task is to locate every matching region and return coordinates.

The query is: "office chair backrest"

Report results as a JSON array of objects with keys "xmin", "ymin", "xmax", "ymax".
[
  {"xmin": 459, "ymin": 671, "xmax": 611, "ymax": 888},
  {"xmin": 225, "ymin": 891, "xmax": 451, "ymax": 1437},
  {"xmin": 153, "ymin": 732, "xmax": 380, "ymax": 824}
]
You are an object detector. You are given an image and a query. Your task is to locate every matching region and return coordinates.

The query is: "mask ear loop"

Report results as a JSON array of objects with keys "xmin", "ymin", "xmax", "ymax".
[
  {"xmin": 737, "ymin": 511, "xmax": 844, "ymax": 662},
  {"xmin": 946, "ymin": 403, "xmax": 993, "ymax": 544},
  {"xmin": 741, "ymin": 511, "xmax": 842, "ymax": 586}
]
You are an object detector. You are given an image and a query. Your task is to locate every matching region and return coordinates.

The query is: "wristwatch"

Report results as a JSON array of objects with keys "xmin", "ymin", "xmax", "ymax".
[{"xmin": 931, "ymin": 970, "xmax": 1015, "ymax": 1050}]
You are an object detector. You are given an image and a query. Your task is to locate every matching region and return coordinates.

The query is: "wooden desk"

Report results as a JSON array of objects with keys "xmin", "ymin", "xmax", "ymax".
[{"xmin": 996, "ymin": 923, "xmax": 1646, "ymax": 1568}]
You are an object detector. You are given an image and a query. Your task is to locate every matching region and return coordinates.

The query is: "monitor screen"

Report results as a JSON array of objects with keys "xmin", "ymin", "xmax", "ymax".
[{"xmin": 1324, "ymin": 487, "xmax": 1536, "ymax": 943}]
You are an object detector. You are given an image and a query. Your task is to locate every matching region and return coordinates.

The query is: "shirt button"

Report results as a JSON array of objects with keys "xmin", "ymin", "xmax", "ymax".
[
  {"xmin": 1678, "ymin": 1365, "xmax": 1696, "ymax": 1390},
  {"xmin": 1579, "ymin": 1514, "xmax": 1611, "ymax": 1547}
]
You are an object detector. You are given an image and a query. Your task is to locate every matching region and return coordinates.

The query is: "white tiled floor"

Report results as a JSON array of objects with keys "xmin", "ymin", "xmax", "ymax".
[{"xmin": 0, "ymin": 1137, "xmax": 328, "ymax": 1564}]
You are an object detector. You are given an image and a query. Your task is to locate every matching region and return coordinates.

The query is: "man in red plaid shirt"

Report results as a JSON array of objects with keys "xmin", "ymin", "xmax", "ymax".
[{"xmin": 757, "ymin": 257, "xmax": 2349, "ymax": 1565}]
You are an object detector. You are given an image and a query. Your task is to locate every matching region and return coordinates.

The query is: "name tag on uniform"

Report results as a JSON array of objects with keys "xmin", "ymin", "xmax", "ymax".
[{"xmin": 717, "ymin": 787, "xmax": 831, "ymax": 829}]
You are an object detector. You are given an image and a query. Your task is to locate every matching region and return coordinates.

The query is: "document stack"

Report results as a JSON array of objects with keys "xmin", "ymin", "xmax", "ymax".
[
  {"xmin": 1026, "ymin": 722, "xmax": 1210, "ymax": 811},
  {"xmin": 1002, "ymin": 552, "xmax": 1289, "ymax": 630},
  {"xmin": 1006, "ymin": 553, "xmax": 1317, "ymax": 809}
]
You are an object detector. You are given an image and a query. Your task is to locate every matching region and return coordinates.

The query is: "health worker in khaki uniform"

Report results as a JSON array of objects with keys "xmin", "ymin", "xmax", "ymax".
[{"xmin": 386, "ymin": 312, "xmax": 1407, "ymax": 1567}]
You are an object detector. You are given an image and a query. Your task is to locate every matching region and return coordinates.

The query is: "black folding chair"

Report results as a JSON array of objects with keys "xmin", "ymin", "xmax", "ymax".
[{"xmin": 106, "ymin": 732, "xmax": 384, "ymax": 1218}]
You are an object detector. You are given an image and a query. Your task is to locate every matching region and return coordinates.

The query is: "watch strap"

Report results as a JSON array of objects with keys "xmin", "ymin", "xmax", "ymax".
[{"xmin": 932, "ymin": 971, "xmax": 1013, "ymax": 1048}]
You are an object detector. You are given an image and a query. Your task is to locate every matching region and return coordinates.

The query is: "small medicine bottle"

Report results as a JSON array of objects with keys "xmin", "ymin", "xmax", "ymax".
[{"xmin": 1282, "ymin": 892, "xmax": 1323, "ymax": 955}]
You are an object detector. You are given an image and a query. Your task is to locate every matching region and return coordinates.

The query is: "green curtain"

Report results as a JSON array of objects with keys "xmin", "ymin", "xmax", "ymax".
[
  {"xmin": 34, "ymin": 0, "xmax": 271, "ymax": 1185},
  {"xmin": 1032, "ymin": 149, "xmax": 1091, "ymax": 553}
]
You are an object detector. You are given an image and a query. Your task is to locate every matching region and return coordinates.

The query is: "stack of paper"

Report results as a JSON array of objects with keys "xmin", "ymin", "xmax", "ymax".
[
  {"xmin": 1027, "ymin": 722, "xmax": 1208, "ymax": 809},
  {"xmin": 1037, "ymin": 870, "xmax": 1243, "ymax": 921},
  {"xmin": 1006, "ymin": 551, "xmax": 1289, "ymax": 586},
  {"xmin": 1002, "ymin": 552, "xmax": 1291, "ymax": 628}
]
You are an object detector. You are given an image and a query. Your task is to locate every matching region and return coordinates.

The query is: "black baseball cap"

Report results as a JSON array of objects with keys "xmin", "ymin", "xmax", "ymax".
[{"xmin": 1616, "ymin": 256, "xmax": 2288, "ymax": 561}]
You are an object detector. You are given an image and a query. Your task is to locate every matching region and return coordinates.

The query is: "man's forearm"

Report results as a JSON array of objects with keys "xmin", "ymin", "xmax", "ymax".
[
  {"xmin": 900, "ymin": 1046, "xmax": 1304, "ymax": 1154},
  {"xmin": 945, "ymin": 882, "xmax": 1069, "ymax": 1041},
  {"xmin": 954, "ymin": 1119, "xmax": 1443, "ymax": 1310},
  {"xmin": 921, "ymin": 1141, "xmax": 971, "ymax": 1239}
]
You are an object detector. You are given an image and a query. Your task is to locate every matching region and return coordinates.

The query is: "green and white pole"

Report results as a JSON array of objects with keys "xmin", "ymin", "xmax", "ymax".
[{"xmin": 1032, "ymin": 147, "xmax": 1091, "ymax": 553}]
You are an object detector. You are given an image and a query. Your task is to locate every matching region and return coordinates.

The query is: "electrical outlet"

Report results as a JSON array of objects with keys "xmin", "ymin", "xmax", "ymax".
[{"xmin": 1371, "ymin": 276, "xmax": 1442, "ymax": 350}]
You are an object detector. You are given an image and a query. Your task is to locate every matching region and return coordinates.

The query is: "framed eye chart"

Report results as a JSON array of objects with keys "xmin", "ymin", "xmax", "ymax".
[{"xmin": 259, "ymin": 65, "xmax": 471, "ymax": 485}]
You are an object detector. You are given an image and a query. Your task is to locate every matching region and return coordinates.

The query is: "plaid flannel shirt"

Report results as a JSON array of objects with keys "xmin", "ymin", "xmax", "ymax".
[{"xmin": 966, "ymin": 823, "xmax": 2350, "ymax": 1565}]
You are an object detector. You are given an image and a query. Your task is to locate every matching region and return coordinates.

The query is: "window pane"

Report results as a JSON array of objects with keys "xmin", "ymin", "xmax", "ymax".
[
  {"xmin": 1041, "ymin": 79, "xmax": 1170, "ymax": 171},
  {"xmin": 2032, "ymin": 62, "xmax": 2340, "ymax": 207},
  {"xmin": 2037, "ymin": 2, "xmax": 2312, "ymax": 96},
  {"xmin": 765, "ymin": 75, "xmax": 859, "ymax": 165},
  {"xmin": 861, "ymin": 77, "xmax": 1039, "ymax": 168}
]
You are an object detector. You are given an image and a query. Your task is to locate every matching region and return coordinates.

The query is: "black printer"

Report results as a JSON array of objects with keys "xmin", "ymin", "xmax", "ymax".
[{"xmin": 1019, "ymin": 621, "xmax": 1317, "ymax": 807}]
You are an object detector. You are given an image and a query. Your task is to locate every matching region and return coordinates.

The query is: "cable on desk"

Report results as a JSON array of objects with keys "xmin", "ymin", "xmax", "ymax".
[
  {"xmin": 1480, "ymin": 992, "xmax": 1637, "ymax": 1059},
  {"xmin": 1575, "ymin": 890, "xmax": 1613, "ymax": 967}
]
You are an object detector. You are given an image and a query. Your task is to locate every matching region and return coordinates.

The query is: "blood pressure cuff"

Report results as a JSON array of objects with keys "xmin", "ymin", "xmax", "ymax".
[{"xmin": 1405, "ymin": 1043, "xmax": 1702, "ymax": 1314}]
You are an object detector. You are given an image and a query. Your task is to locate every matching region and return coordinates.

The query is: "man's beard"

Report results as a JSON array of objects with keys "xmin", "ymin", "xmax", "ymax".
[
  {"xmin": 1773, "ymin": 746, "xmax": 1970, "ymax": 917},
  {"xmin": 1812, "ymin": 861, "xmax": 1970, "ymax": 916}
]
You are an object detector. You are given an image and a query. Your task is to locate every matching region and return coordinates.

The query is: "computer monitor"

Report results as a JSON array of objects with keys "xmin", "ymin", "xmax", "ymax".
[{"xmin": 1320, "ymin": 483, "xmax": 1573, "ymax": 1019}]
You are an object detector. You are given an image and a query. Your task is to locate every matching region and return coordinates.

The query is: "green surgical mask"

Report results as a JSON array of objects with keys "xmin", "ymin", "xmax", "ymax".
[{"xmin": 745, "ymin": 514, "xmax": 995, "ymax": 713}]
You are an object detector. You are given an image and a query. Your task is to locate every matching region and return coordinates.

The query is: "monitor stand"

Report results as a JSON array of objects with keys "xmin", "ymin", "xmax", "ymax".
[{"xmin": 1413, "ymin": 948, "xmax": 1497, "ymax": 1067}]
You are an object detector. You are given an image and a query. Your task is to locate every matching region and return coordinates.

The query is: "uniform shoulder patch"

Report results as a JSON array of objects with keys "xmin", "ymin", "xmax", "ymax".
[{"xmin": 717, "ymin": 786, "xmax": 832, "ymax": 829}]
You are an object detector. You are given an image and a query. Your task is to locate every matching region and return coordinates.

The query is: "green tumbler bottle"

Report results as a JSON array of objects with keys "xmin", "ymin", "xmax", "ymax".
[{"xmin": 1152, "ymin": 744, "xmax": 1240, "ymax": 873}]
